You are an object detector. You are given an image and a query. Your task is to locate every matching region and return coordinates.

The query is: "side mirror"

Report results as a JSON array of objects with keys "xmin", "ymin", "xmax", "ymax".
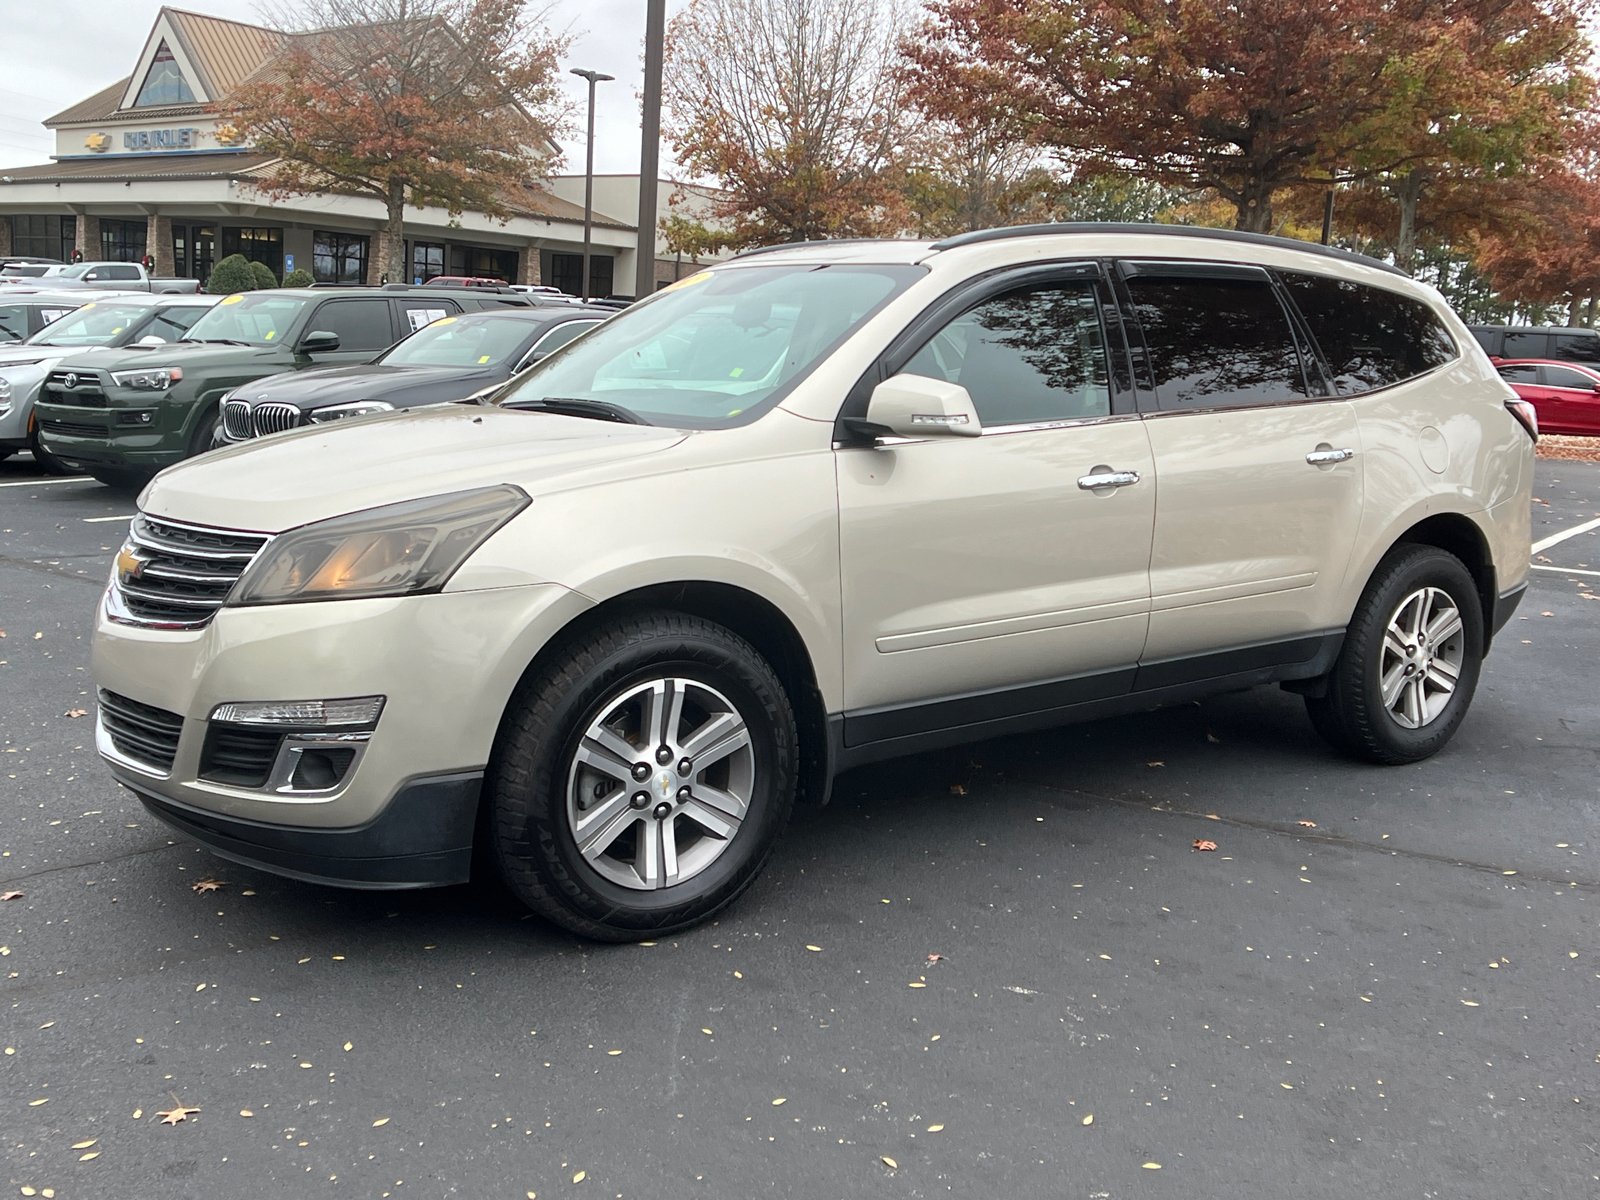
[
  {"xmin": 138, "ymin": 334, "xmax": 166, "ymax": 345},
  {"xmin": 864, "ymin": 374, "xmax": 982, "ymax": 439},
  {"xmin": 300, "ymin": 330, "xmax": 341, "ymax": 354}
]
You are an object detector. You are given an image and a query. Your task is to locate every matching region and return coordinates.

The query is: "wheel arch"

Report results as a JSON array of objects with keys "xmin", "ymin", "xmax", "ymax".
[
  {"xmin": 493, "ymin": 580, "xmax": 834, "ymax": 810},
  {"xmin": 1390, "ymin": 512, "xmax": 1498, "ymax": 645}
]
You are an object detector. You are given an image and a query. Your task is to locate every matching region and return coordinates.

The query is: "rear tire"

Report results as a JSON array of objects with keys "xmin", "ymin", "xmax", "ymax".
[
  {"xmin": 189, "ymin": 406, "xmax": 221, "ymax": 458},
  {"xmin": 1306, "ymin": 544, "xmax": 1483, "ymax": 764},
  {"xmin": 488, "ymin": 611, "xmax": 797, "ymax": 941}
]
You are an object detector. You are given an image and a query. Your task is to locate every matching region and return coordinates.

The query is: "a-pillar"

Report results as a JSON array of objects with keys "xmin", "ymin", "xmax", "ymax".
[
  {"xmin": 74, "ymin": 213, "xmax": 100, "ymax": 262},
  {"xmin": 145, "ymin": 213, "xmax": 173, "ymax": 275},
  {"xmin": 517, "ymin": 243, "xmax": 542, "ymax": 286}
]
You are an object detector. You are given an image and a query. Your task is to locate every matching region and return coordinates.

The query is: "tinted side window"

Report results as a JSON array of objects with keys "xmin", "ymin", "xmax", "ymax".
[
  {"xmin": 1502, "ymin": 330, "xmax": 1549, "ymax": 360},
  {"xmin": 1552, "ymin": 333, "xmax": 1600, "ymax": 363},
  {"xmin": 897, "ymin": 282, "xmax": 1110, "ymax": 425},
  {"xmin": 1123, "ymin": 271, "xmax": 1307, "ymax": 410},
  {"xmin": 1543, "ymin": 365, "xmax": 1596, "ymax": 390},
  {"xmin": 1470, "ymin": 328, "xmax": 1499, "ymax": 355},
  {"xmin": 526, "ymin": 320, "xmax": 600, "ymax": 362},
  {"xmin": 310, "ymin": 299, "xmax": 394, "ymax": 351},
  {"xmin": 108, "ymin": 265, "xmax": 142, "ymax": 280},
  {"xmin": 0, "ymin": 305, "xmax": 27, "ymax": 342},
  {"xmin": 1281, "ymin": 273, "xmax": 1457, "ymax": 395},
  {"xmin": 1497, "ymin": 364, "xmax": 1539, "ymax": 384}
]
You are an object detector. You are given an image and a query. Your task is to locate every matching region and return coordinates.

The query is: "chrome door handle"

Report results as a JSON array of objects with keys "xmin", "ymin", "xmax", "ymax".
[
  {"xmin": 1306, "ymin": 447, "xmax": 1355, "ymax": 465},
  {"xmin": 1077, "ymin": 468, "xmax": 1141, "ymax": 490}
]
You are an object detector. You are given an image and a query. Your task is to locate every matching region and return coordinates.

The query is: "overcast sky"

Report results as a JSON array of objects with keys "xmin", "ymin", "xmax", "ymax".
[{"xmin": 0, "ymin": 0, "xmax": 691, "ymax": 178}]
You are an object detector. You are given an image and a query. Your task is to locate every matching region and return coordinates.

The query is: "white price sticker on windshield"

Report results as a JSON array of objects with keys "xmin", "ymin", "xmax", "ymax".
[{"xmin": 406, "ymin": 308, "xmax": 448, "ymax": 332}]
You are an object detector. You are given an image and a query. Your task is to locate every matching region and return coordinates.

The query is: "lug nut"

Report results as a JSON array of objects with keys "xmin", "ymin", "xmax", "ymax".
[
  {"xmin": 678, "ymin": 785, "xmax": 692, "ymax": 801},
  {"xmin": 678, "ymin": 758, "xmax": 692, "ymax": 776},
  {"xmin": 656, "ymin": 745, "xmax": 673, "ymax": 765},
  {"xmin": 632, "ymin": 763, "xmax": 650, "ymax": 782},
  {"xmin": 653, "ymin": 801, "xmax": 672, "ymax": 820},
  {"xmin": 630, "ymin": 791, "xmax": 650, "ymax": 809}
]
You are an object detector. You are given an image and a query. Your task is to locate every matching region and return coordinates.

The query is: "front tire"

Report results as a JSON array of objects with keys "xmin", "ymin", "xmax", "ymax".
[
  {"xmin": 488, "ymin": 611, "xmax": 797, "ymax": 941},
  {"xmin": 1306, "ymin": 544, "xmax": 1483, "ymax": 764}
]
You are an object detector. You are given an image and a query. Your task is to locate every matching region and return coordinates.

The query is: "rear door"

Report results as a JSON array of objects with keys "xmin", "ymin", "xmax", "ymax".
[
  {"xmin": 1119, "ymin": 261, "xmax": 1362, "ymax": 669},
  {"xmin": 1539, "ymin": 364, "xmax": 1600, "ymax": 434}
]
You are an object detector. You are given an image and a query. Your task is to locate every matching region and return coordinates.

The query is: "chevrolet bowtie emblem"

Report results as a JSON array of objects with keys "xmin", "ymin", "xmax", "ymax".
[
  {"xmin": 657, "ymin": 771, "xmax": 674, "ymax": 799},
  {"xmin": 116, "ymin": 545, "xmax": 147, "ymax": 583}
]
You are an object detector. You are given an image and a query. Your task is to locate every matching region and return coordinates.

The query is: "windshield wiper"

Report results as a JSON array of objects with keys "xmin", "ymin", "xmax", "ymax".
[
  {"xmin": 181, "ymin": 338, "xmax": 253, "ymax": 346},
  {"xmin": 504, "ymin": 397, "xmax": 646, "ymax": 424}
]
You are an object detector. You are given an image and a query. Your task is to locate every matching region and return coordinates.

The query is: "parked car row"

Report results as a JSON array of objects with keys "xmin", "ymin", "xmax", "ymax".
[
  {"xmin": 1, "ymin": 260, "xmax": 201, "ymax": 294},
  {"xmin": 32, "ymin": 286, "xmax": 612, "ymax": 487}
]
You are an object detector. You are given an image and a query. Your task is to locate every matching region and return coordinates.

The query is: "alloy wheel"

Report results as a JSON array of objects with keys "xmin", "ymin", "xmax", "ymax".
[{"xmin": 1380, "ymin": 586, "xmax": 1465, "ymax": 729}]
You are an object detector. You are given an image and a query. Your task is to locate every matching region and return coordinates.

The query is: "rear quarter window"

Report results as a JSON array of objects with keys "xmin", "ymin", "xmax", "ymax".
[{"xmin": 1280, "ymin": 273, "xmax": 1457, "ymax": 395}]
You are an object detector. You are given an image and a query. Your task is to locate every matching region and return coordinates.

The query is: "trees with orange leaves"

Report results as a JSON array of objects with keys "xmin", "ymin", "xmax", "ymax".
[{"xmin": 231, "ymin": 0, "xmax": 568, "ymax": 282}]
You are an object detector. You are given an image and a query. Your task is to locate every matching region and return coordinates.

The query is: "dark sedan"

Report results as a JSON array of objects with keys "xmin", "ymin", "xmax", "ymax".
[
  {"xmin": 217, "ymin": 306, "xmax": 609, "ymax": 443},
  {"xmin": 1495, "ymin": 358, "xmax": 1600, "ymax": 437}
]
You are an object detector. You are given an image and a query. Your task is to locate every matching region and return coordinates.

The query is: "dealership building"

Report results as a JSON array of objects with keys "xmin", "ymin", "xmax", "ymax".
[{"xmin": 0, "ymin": 7, "xmax": 711, "ymax": 296}]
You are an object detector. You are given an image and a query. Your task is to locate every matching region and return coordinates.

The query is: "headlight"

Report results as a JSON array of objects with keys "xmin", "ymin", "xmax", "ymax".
[
  {"xmin": 230, "ymin": 484, "xmax": 530, "ymax": 605},
  {"xmin": 0, "ymin": 357, "xmax": 45, "ymax": 368},
  {"xmin": 0, "ymin": 377, "xmax": 11, "ymax": 406},
  {"xmin": 307, "ymin": 400, "xmax": 394, "ymax": 423},
  {"xmin": 110, "ymin": 366, "xmax": 182, "ymax": 390}
]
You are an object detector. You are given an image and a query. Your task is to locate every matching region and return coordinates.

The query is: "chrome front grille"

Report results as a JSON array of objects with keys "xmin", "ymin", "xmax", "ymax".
[
  {"xmin": 222, "ymin": 399, "xmax": 303, "ymax": 441},
  {"xmin": 109, "ymin": 513, "xmax": 270, "ymax": 629}
]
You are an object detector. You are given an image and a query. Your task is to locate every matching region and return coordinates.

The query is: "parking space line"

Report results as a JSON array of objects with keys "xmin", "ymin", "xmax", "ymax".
[
  {"xmin": 1531, "ymin": 514, "xmax": 1600, "ymax": 554},
  {"xmin": 83, "ymin": 514, "xmax": 136, "ymax": 523},
  {"xmin": 0, "ymin": 476, "xmax": 93, "ymax": 488},
  {"xmin": 1529, "ymin": 563, "xmax": 1600, "ymax": 577}
]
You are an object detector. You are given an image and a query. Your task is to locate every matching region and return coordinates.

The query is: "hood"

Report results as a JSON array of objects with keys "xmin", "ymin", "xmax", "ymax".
[
  {"xmin": 69, "ymin": 342, "xmax": 289, "ymax": 374},
  {"xmin": 141, "ymin": 403, "xmax": 690, "ymax": 532},
  {"xmin": 241, "ymin": 363, "xmax": 498, "ymax": 411},
  {"xmin": 0, "ymin": 344, "xmax": 69, "ymax": 366}
]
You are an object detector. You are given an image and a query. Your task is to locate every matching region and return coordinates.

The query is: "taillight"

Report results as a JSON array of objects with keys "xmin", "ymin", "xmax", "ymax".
[{"xmin": 1505, "ymin": 397, "xmax": 1538, "ymax": 442}]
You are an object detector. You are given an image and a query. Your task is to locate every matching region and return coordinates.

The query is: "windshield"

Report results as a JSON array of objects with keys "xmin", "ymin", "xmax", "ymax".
[
  {"xmin": 1, "ymin": 265, "xmax": 51, "ymax": 278},
  {"xmin": 182, "ymin": 293, "xmax": 311, "ymax": 345},
  {"xmin": 26, "ymin": 300, "xmax": 152, "ymax": 346},
  {"xmin": 494, "ymin": 263, "xmax": 924, "ymax": 428},
  {"xmin": 46, "ymin": 265, "xmax": 89, "ymax": 279},
  {"xmin": 379, "ymin": 314, "xmax": 534, "ymax": 368}
]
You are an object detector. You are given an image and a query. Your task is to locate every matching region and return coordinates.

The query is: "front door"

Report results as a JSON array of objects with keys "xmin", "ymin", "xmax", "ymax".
[
  {"xmin": 1119, "ymin": 262, "xmax": 1363, "ymax": 666},
  {"xmin": 836, "ymin": 273, "xmax": 1156, "ymax": 744},
  {"xmin": 1538, "ymin": 363, "xmax": 1600, "ymax": 435}
]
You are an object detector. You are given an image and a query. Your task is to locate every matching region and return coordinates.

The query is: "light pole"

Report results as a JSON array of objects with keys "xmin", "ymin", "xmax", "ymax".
[
  {"xmin": 635, "ymin": 0, "xmax": 666, "ymax": 302},
  {"xmin": 570, "ymin": 67, "xmax": 614, "ymax": 301}
]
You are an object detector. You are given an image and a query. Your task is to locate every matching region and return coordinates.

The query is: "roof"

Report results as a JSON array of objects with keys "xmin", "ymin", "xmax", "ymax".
[
  {"xmin": 166, "ymin": 8, "xmax": 284, "ymax": 97},
  {"xmin": 0, "ymin": 152, "xmax": 278, "ymax": 184},
  {"xmin": 46, "ymin": 79, "xmax": 139, "ymax": 127}
]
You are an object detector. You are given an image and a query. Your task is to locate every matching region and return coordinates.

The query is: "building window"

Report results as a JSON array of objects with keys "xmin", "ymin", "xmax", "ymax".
[
  {"xmin": 172, "ymin": 225, "xmax": 215, "ymax": 282},
  {"xmin": 410, "ymin": 241, "xmax": 445, "ymax": 284},
  {"xmin": 134, "ymin": 41, "xmax": 196, "ymax": 108},
  {"xmin": 314, "ymin": 231, "xmax": 369, "ymax": 285},
  {"xmin": 221, "ymin": 227, "xmax": 283, "ymax": 281},
  {"xmin": 10, "ymin": 215, "xmax": 76, "ymax": 262},
  {"xmin": 100, "ymin": 219, "xmax": 148, "ymax": 263},
  {"xmin": 447, "ymin": 244, "xmax": 518, "ymax": 282},
  {"xmin": 550, "ymin": 252, "xmax": 613, "ymax": 299}
]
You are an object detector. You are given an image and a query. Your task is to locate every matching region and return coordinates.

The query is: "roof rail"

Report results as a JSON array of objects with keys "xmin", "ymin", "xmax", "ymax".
[
  {"xmin": 729, "ymin": 238, "xmax": 916, "ymax": 261},
  {"xmin": 929, "ymin": 222, "xmax": 1407, "ymax": 277}
]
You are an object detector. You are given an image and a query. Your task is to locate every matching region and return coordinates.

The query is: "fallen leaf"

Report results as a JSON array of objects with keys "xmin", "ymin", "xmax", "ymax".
[
  {"xmin": 28, "ymin": 1098, "xmax": 48, "ymax": 1106},
  {"xmin": 372, "ymin": 1117, "xmax": 390, "ymax": 1127},
  {"xmin": 33, "ymin": 632, "xmax": 41, "ymax": 639},
  {"xmin": 606, "ymin": 1049, "xmax": 621, "ymax": 1056},
  {"xmin": 949, "ymin": 784, "xmax": 967, "ymax": 795},
  {"xmin": 572, "ymin": 1170, "xmax": 586, "ymax": 1183},
  {"xmin": 527, "ymin": 1193, "xmax": 537, "ymax": 1199},
  {"xmin": 1, "ymin": 891, "xmax": 22, "ymax": 901},
  {"xmin": 772, "ymin": 1097, "xmax": 787, "ymax": 1105},
  {"xmin": 1206, "ymin": 730, "xmax": 1220, "ymax": 743},
  {"xmin": 1297, "ymin": 820, "xmax": 1317, "ymax": 828},
  {"xmin": 909, "ymin": 981, "xmax": 927, "ymax": 988},
  {"xmin": 1461, "ymin": 1000, "xmax": 1480, "ymax": 1007},
  {"xmin": 190, "ymin": 878, "xmax": 225, "ymax": 894},
  {"xmin": 64, "ymin": 709, "xmax": 87, "ymax": 718},
  {"xmin": 195, "ymin": 983, "xmax": 206, "ymax": 992},
  {"xmin": 701, "ymin": 1028, "xmax": 713, "ymax": 1035},
  {"xmin": 805, "ymin": 944, "xmax": 822, "ymax": 952},
  {"xmin": 1205, "ymin": 813, "xmax": 1220, "ymax": 820},
  {"xmin": 1143, "ymin": 1162, "xmax": 1162, "ymax": 1169},
  {"xmin": 157, "ymin": 1104, "xmax": 199, "ymax": 1125},
  {"xmin": 78, "ymin": 1152, "xmax": 99, "ymax": 1162},
  {"xmin": 132, "ymin": 1108, "xmax": 142, "ymax": 1119},
  {"xmin": 71, "ymin": 1140, "xmax": 96, "ymax": 1149},
  {"xmin": 1098, "ymin": 954, "xmax": 1112, "ymax": 960},
  {"xmin": 927, "ymin": 1123, "xmax": 944, "ymax": 1132},
  {"xmin": 881, "ymin": 1156, "xmax": 898, "ymax": 1170},
  {"xmin": 1281, "ymin": 1082, "xmax": 1295, "ymax": 1089},
  {"xmin": 1147, "ymin": 760, "xmax": 1165, "ymax": 767},
  {"xmin": 1542, "ymin": 611, "xmax": 1555, "ymax": 616},
  {"xmin": 239, "ymin": 1109, "xmax": 254, "ymax": 1117},
  {"xmin": 1082, "ymin": 1114, "xmax": 1093, "ymax": 1126},
  {"xmin": 343, "ymin": 1042, "xmax": 353, "ymax": 1052},
  {"xmin": 926, "ymin": 953, "xmax": 946, "ymax": 963},
  {"xmin": 1193, "ymin": 839, "xmax": 1218, "ymax": 851}
]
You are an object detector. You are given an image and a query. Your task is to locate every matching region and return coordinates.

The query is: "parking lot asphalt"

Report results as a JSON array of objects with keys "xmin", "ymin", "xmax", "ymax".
[{"xmin": 1, "ymin": 453, "xmax": 1596, "ymax": 1200}]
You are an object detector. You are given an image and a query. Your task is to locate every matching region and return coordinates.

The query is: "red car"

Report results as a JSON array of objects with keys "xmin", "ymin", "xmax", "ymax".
[{"xmin": 1495, "ymin": 358, "xmax": 1600, "ymax": 436}]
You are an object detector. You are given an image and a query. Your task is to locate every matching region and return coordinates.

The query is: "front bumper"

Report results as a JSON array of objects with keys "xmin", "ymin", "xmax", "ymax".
[
  {"xmin": 132, "ymin": 772, "xmax": 482, "ymax": 889},
  {"xmin": 93, "ymin": 580, "xmax": 593, "ymax": 880}
]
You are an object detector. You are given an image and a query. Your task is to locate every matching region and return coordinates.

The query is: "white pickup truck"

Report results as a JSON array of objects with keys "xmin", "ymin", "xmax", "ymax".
[{"xmin": 0, "ymin": 261, "xmax": 201, "ymax": 294}]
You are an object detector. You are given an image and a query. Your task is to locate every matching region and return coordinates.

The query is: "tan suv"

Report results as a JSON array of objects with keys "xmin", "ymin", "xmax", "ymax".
[{"xmin": 92, "ymin": 225, "xmax": 1533, "ymax": 939}]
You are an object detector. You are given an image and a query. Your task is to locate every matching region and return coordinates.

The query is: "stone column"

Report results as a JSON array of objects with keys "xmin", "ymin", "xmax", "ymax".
[
  {"xmin": 517, "ymin": 243, "xmax": 542, "ymax": 285},
  {"xmin": 74, "ymin": 213, "xmax": 100, "ymax": 262},
  {"xmin": 146, "ymin": 214, "xmax": 174, "ymax": 275},
  {"xmin": 0, "ymin": 217, "xmax": 11, "ymax": 258}
]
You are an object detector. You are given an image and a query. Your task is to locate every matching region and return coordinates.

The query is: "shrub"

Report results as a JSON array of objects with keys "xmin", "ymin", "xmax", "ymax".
[
  {"xmin": 281, "ymin": 268, "xmax": 315, "ymax": 288},
  {"xmin": 206, "ymin": 254, "xmax": 257, "ymax": 295},
  {"xmin": 249, "ymin": 260, "xmax": 278, "ymax": 290}
]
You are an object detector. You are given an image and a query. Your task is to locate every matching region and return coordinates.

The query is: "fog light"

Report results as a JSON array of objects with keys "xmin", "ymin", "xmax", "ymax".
[
  {"xmin": 209, "ymin": 696, "xmax": 385, "ymax": 726},
  {"xmin": 115, "ymin": 409, "xmax": 155, "ymax": 426}
]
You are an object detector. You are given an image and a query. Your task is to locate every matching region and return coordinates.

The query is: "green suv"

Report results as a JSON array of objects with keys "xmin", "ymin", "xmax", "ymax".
[{"xmin": 35, "ymin": 286, "xmax": 533, "ymax": 487}]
